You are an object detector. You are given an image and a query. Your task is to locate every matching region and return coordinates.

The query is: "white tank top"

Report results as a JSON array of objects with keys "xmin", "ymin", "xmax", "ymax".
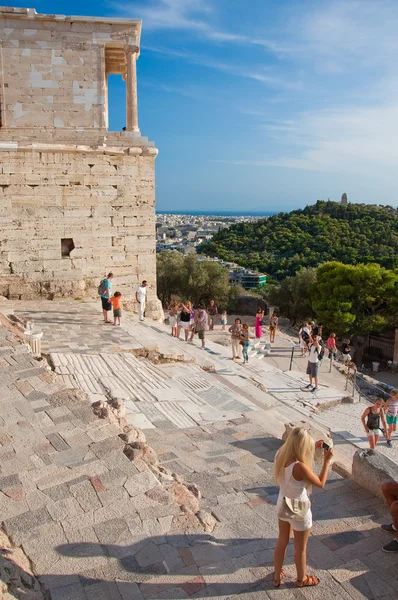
[{"xmin": 280, "ymin": 461, "xmax": 309, "ymax": 502}]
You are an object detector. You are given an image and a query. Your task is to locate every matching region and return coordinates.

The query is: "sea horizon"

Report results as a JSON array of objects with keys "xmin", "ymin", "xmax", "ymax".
[{"xmin": 156, "ymin": 209, "xmax": 278, "ymax": 217}]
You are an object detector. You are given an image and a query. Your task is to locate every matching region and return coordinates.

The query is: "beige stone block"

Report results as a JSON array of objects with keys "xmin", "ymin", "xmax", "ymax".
[
  {"xmin": 43, "ymin": 259, "xmax": 71, "ymax": 271},
  {"xmin": 109, "ymin": 255, "xmax": 126, "ymax": 265},
  {"xmin": 7, "ymin": 250, "xmax": 38, "ymax": 262},
  {"xmin": 10, "ymin": 260, "xmax": 44, "ymax": 274},
  {"xmin": 70, "ymin": 258, "xmax": 87, "ymax": 269},
  {"xmin": 63, "ymin": 209, "xmax": 92, "ymax": 218},
  {"xmin": 69, "ymin": 247, "xmax": 93, "ymax": 259},
  {"xmin": 39, "ymin": 249, "xmax": 63, "ymax": 260},
  {"xmin": 25, "ymin": 173, "xmax": 43, "ymax": 185},
  {"xmin": 91, "ymin": 230, "xmax": 113, "ymax": 239},
  {"xmin": 3, "ymin": 163, "xmax": 33, "ymax": 174},
  {"xmin": 123, "ymin": 238, "xmax": 138, "ymax": 250},
  {"xmin": 89, "ymin": 163, "xmax": 117, "ymax": 175},
  {"xmin": 0, "ymin": 198, "xmax": 11, "ymax": 212},
  {"xmin": 51, "ymin": 269, "xmax": 84, "ymax": 281},
  {"xmin": 111, "ymin": 217, "xmax": 124, "ymax": 227},
  {"xmin": 92, "ymin": 176, "xmax": 124, "ymax": 187},
  {"xmin": 123, "ymin": 217, "xmax": 138, "ymax": 226}
]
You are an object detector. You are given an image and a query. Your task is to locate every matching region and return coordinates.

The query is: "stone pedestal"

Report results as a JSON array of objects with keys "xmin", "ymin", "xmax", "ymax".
[{"xmin": 352, "ymin": 449, "xmax": 398, "ymax": 499}]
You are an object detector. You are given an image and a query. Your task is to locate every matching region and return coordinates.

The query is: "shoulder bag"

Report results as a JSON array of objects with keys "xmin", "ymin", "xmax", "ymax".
[{"xmin": 277, "ymin": 464, "xmax": 311, "ymax": 520}]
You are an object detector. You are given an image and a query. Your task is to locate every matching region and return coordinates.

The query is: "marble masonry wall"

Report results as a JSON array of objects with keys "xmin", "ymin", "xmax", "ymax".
[{"xmin": 0, "ymin": 7, "xmax": 160, "ymax": 313}]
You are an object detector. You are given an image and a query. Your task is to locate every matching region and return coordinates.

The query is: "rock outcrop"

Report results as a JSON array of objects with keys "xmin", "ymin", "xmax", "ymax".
[
  {"xmin": 91, "ymin": 395, "xmax": 207, "ymax": 522},
  {"xmin": 0, "ymin": 530, "xmax": 43, "ymax": 599},
  {"xmin": 234, "ymin": 296, "xmax": 267, "ymax": 317}
]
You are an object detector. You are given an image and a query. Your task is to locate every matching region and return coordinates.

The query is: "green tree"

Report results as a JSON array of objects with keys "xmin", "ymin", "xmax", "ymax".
[
  {"xmin": 156, "ymin": 251, "xmax": 185, "ymax": 305},
  {"xmin": 199, "ymin": 202, "xmax": 398, "ymax": 280},
  {"xmin": 311, "ymin": 262, "xmax": 398, "ymax": 363},
  {"xmin": 267, "ymin": 268, "xmax": 317, "ymax": 325},
  {"xmin": 156, "ymin": 252, "xmax": 231, "ymax": 308}
]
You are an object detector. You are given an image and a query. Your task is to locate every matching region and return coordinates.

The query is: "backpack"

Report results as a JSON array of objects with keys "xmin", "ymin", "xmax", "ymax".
[
  {"xmin": 98, "ymin": 279, "xmax": 107, "ymax": 296},
  {"xmin": 301, "ymin": 328, "xmax": 310, "ymax": 342},
  {"xmin": 312, "ymin": 341, "xmax": 325, "ymax": 361}
]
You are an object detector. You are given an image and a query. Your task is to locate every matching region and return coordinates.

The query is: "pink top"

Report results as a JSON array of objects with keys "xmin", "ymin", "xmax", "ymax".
[{"xmin": 327, "ymin": 337, "xmax": 336, "ymax": 350}]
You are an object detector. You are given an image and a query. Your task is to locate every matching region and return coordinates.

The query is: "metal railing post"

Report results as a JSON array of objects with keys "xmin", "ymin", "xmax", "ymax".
[{"xmin": 289, "ymin": 346, "xmax": 294, "ymax": 371}]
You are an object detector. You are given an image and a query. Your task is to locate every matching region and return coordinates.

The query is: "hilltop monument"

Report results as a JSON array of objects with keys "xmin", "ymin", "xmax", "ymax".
[
  {"xmin": 0, "ymin": 6, "xmax": 160, "ymax": 314},
  {"xmin": 341, "ymin": 192, "xmax": 348, "ymax": 205}
]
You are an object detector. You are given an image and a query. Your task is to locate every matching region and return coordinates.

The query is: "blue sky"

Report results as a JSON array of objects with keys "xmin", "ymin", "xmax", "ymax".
[{"xmin": 19, "ymin": 1, "xmax": 398, "ymax": 211}]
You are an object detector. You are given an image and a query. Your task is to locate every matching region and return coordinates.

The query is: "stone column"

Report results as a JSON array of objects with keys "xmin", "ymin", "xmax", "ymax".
[
  {"xmin": 98, "ymin": 45, "xmax": 107, "ymax": 130},
  {"xmin": 125, "ymin": 45, "xmax": 139, "ymax": 133}
]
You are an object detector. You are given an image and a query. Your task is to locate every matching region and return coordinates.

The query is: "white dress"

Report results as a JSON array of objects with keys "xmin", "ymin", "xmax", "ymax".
[{"xmin": 276, "ymin": 461, "xmax": 312, "ymax": 531}]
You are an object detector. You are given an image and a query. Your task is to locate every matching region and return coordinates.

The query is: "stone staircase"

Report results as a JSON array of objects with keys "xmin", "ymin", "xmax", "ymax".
[
  {"xmin": 43, "ymin": 308, "xmax": 349, "ymax": 435},
  {"xmin": 2, "ymin": 300, "xmax": 362, "ymax": 462}
]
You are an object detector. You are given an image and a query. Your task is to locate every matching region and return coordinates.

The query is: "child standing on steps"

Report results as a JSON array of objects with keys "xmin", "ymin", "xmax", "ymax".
[
  {"xmin": 220, "ymin": 310, "xmax": 227, "ymax": 331},
  {"xmin": 110, "ymin": 291, "xmax": 122, "ymax": 326},
  {"xmin": 240, "ymin": 323, "xmax": 250, "ymax": 364},
  {"xmin": 384, "ymin": 390, "xmax": 398, "ymax": 448},
  {"xmin": 361, "ymin": 398, "xmax": 387, "ymax": 449}
]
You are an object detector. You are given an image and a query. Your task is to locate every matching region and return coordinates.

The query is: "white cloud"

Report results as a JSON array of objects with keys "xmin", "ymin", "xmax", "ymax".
[
  {"xmin": 116, "ymin": 0, "xmax": 221, "ymax": 35},
  {"xmin": 115, "ymin": 0, "xmax": 284, "ymax": 52},
  {"xmin": 142, "ymin": 44, "xmax": 303, "ymax": 90},
  {"xmin": 218, "ymin": 100, "xmax": 398, "ymax": 174},
  {"xmin": 289, "ymin": 0, "xmax": 398, "ymax": 72},
  {"xmin": 118, "ymin": 1, "xmax": 398, "ymax": 178}
]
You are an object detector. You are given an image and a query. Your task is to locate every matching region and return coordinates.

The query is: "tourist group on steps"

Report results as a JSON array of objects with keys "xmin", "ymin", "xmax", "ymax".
[
  {"xmin": 95, "ymin": 274, "xmax": 398, "ymax": 574},
  {"xmin": 98, "ymin": 275, "xmax": 398, "ymax": 452}
]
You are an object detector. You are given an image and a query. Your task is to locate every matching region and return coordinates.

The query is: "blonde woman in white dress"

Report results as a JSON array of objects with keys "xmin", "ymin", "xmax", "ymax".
[{"xmin": 273, "ymin": 427, "xmax": 334, "ymax": 588}]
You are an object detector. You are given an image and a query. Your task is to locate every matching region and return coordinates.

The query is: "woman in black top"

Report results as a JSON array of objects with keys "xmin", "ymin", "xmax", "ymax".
[
  {"xmin": 361, "ymin": 399, "xmax": 387, "ymax": 449},
  {"xmin": 178, "ymin": 301, "xmax": 192, "ymax": 342},
  {"xmin": 341, "ymin": 339, "xmax": 351, "ymax": 363}
]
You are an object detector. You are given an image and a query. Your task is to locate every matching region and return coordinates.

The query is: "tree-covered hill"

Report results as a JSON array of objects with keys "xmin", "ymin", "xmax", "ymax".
[{"xmin": 199, "ymin": 201, "xmax": 398, "ymax": 279}]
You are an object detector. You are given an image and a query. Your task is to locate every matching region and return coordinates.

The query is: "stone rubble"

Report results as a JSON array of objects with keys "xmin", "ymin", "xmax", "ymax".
[{"xmin": 0, "ymin": 530, "xmax": 44, "ymax": 600}]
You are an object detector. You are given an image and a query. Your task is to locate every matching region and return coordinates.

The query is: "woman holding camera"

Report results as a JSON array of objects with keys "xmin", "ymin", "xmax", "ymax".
[{"xmin": 273, "ymin": 427, "xmax": 334, "ymax": 588}]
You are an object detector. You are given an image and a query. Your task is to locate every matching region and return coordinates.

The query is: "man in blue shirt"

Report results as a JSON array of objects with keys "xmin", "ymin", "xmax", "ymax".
[{"xmin": 101, "ymin": 272, "xmax": 113, "ymax": 323}]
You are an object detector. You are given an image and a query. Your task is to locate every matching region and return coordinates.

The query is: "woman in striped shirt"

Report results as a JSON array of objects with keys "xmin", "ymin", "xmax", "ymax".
[{"xmin": 384, "ymin": 390, "xmax": 398, "ymax": 448}]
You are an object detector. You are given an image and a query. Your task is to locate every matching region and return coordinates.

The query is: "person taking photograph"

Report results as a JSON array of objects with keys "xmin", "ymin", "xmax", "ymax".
[{"xmin": 273, "ymin": 427, "xmax": 334, "ymax": 588}]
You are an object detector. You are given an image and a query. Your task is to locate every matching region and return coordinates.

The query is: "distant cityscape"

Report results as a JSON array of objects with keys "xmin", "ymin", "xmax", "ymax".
[{"xmin": 156, "ymin": 213, "xmax": 268, "ymax": 290}]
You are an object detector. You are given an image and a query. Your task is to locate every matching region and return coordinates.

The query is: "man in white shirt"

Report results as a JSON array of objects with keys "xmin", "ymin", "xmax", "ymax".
[
  {"xmin": 305, "ymin": 335, "xmax": 322, "ymax": 393},
  {"xmin": 135, "ymin": 280, "xmax": 147, "ymax": 321}
]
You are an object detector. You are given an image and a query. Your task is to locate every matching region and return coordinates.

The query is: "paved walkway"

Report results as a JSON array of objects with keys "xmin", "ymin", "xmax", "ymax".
[
  {"xmin": 9, "ymin": 300, "xmax": 396, "ymax": 464},
  {"xmin": 0, "ymin": 301, "xmax": 397, "ymax": 599}
]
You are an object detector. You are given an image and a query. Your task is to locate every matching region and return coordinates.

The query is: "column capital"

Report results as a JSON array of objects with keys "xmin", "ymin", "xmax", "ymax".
[{"xmin": 124, "ymin": 44, "xmax": 139, "ymax": 55}]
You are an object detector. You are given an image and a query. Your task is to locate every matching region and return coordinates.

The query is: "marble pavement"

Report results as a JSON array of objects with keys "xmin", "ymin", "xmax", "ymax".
[{"xmin": 0, "ymin": 300, "xmax": 397, "ymax": 600}]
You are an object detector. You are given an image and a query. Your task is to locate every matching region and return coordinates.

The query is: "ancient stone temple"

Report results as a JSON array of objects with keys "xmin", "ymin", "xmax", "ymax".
[{"xmin": 0, "ymin": 6, "xmax": 159, "ymax": 313}]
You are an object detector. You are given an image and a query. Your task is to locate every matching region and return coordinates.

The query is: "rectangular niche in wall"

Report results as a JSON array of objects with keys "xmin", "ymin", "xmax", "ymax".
[{"xmin": 61, "ymin": 238, "xmax": 75, "ymax": 257}]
